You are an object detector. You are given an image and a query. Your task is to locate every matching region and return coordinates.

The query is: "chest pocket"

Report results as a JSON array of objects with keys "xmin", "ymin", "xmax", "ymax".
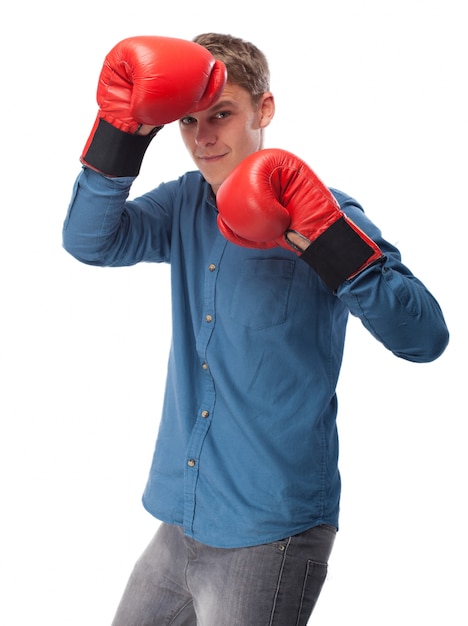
[{"xmin": 229, "ymin": 258, "xmax": 295, "ymax": 330}]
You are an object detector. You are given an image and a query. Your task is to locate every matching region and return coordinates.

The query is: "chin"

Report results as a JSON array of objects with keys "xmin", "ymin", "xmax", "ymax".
[{"xmin": 201, "ymin": 172, "xmax": 226, "ymax": 189}]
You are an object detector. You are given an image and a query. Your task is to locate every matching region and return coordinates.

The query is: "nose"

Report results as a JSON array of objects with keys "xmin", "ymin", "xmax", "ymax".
[{"xmin": 194, "ymin": 120, "xmax": 216, "ymax": 147}]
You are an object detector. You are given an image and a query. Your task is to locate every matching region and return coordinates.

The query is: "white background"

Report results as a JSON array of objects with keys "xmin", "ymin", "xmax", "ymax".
[{"xmin": 1, "ymin": 1, "xmax": 466, "ymax": 624}]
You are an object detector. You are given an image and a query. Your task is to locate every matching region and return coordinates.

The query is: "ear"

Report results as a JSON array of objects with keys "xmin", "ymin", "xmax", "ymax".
[{"xmin": 258, "ymin": 92, "xmax": 275, "ymax": 129}]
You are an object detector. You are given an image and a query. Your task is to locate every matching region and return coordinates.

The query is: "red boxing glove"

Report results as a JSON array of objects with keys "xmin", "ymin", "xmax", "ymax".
[
  {"xmin": 217, "ymin": 148, "xmax": 384, "ymax": 291},
  {"xmin": 81, "ymin": 36, "xmax": 226, "ymax": 176}
]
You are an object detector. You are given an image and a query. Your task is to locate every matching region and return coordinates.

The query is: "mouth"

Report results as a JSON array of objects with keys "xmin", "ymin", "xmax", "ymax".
[{"xmin": 197, "ymin": 153, "xmax": 227, "ymax": 163}]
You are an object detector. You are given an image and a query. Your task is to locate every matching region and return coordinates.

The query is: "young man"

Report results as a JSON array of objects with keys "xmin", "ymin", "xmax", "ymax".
[{"xmin": 62, "ymin": 33, "xmax": 449, "ymax": 625}]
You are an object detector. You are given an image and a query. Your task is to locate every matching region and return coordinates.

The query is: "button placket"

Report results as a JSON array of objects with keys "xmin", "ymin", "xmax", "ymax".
[{"xmin": 183, "ymin": 240, "xmax": 227, "ymax": 534}]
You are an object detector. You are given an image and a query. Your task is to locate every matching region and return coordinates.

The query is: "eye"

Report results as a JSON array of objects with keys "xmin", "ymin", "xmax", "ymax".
[
  {"xmin": 180, "ymin": 116, "xmax": 196, "ymax": 126},
  {"xmin": 213, "ymin": 111, "xmax": 230, "ymax": 120}
]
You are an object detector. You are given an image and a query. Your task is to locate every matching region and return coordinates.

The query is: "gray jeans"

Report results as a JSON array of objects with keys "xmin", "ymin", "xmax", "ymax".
[{"xmin": 111, "ymin": 522, "xmax": 336, "ymax": 626}]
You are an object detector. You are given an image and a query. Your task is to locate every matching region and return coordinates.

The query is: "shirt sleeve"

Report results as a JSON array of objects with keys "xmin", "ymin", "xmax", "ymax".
[
  {"xmin": 333, "ymin": 190, "xmax": 449, "ymax": 363},
  {"xmin": 62, "ymin": 167, "xmax": 173, "ymax": 266}
]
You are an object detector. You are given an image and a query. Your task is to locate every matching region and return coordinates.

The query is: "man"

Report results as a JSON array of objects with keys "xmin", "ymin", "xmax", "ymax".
[{"xmin": 62, "ymin": 33, "xmax": 449, "ymax": 625}]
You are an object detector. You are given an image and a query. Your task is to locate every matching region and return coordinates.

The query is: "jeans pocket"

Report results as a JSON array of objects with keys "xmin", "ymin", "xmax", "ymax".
[{"xmin": 296, "ymin": 560, "xmax": 328, "ymax": 626}]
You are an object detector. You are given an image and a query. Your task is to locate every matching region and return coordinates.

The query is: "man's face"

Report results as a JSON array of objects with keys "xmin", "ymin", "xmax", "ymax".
[{"xmin": 179, "ymin": 83, "xmax": 274, "ymax": 195}]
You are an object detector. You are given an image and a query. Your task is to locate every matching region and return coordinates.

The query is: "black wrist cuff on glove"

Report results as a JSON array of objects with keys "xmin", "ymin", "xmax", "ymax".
[
  {"xmin": 81, "ymin": 119, "xmax": 162, "ymax": 177},
  {"xmin": 300, "ymin": 217, "xmax": 381, "ymax": 292}
]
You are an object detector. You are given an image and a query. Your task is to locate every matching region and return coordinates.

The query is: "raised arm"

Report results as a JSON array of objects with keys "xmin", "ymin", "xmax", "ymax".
[
  {"xmin": 63, "ymin": 36, "xmax": 226, "ymax": 264},
  {"xmin": 80, "ymin": 35, "xmax": 226, "ymax": 177}
]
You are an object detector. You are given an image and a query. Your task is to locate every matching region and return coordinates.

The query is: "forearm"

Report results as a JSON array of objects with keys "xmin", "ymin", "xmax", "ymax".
[
  {"xmin": 62, "ymin": 168, "xmax": 135, "ymax": 266},
  {"xmin": 330, "ymin": 196, "xmax": 449, "ymax": 362},
  {"xmin": 337, "ymin": 249, "xmax": 449, "ymax": 363}
]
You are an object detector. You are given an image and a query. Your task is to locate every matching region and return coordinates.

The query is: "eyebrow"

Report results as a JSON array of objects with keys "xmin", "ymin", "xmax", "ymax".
[
  {"xmin": 180, "ymin": 99, "xmax": 240, "ymax": 121},
  {"xmin": 208, "ymin": 99, "xmax": 239, "ymax": 113}
]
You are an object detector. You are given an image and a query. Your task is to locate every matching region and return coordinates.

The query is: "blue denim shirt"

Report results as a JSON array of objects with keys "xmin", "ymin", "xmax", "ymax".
[{"xmin": 63, "ymin": 167, "xmax": 448, "ymax": 548}]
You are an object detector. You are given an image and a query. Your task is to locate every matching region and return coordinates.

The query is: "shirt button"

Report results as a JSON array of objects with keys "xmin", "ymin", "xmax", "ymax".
[
  {"xmin": 208, "ymin": 263, "xmax": 216, "ymax": 272},
  {"xmin": 187, "ymin": 459, "xmax": 196, "ymax": 467},
  {"xmin": 201, "ymin": 410, "xmax": 209, "ymax": 419},
  {"xmin": 205, "ymin": 314, "xmax": 213, "ymax": 323},
  {"xmin": 202, "ymin": 362, "xmax": 208, "ymax": 370}
]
